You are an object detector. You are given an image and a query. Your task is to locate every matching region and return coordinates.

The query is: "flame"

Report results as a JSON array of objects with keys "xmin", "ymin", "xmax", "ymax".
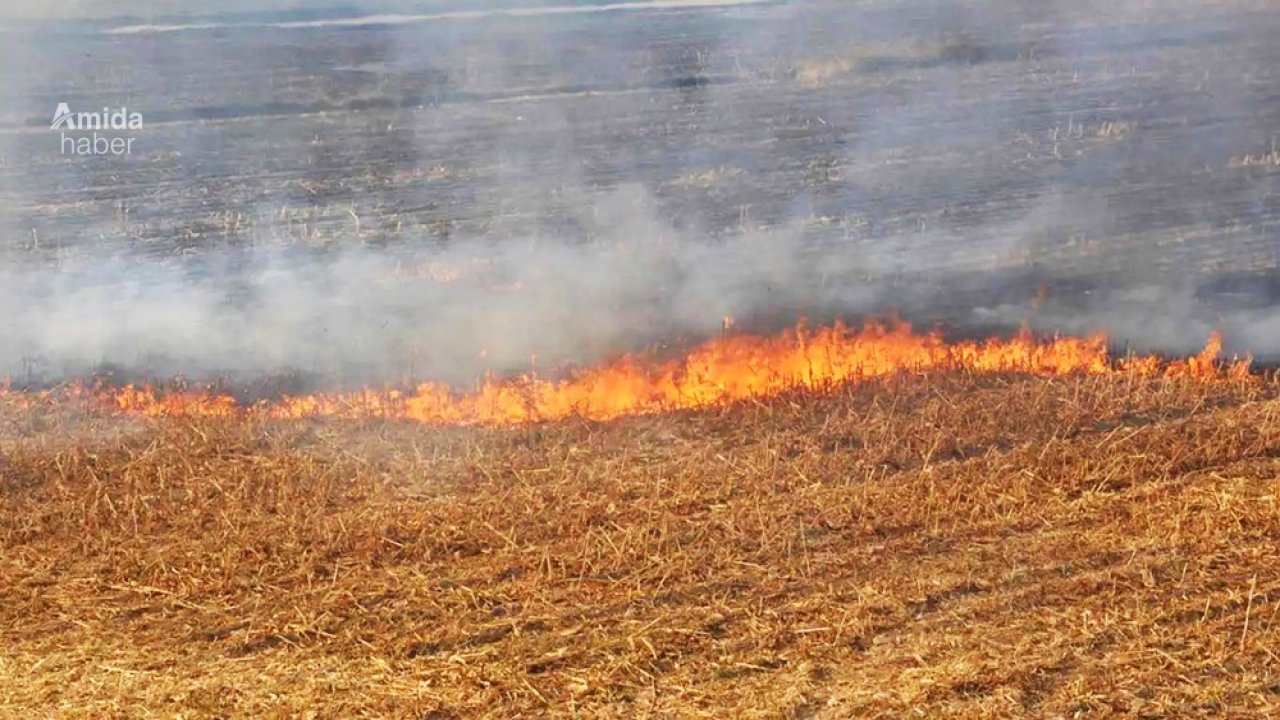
[{"xmin": 0, "ymin": 321, "xmax": 1252, "ymax": 426}]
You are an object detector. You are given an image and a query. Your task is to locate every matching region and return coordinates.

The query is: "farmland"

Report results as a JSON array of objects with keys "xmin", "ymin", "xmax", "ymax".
[
  {"xmin": 3, "ymin": 0, "xmax": 1280, "ymax": 716},
  {"xmin": 4, "ymin": 369, "xmax": 1280, "ymax": 717},
  {"xmin": 2, "ymin": 1, "xmax": 1278, "ymax": 345}
]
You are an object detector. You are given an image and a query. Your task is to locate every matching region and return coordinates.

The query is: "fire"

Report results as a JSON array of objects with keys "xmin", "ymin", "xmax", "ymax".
[{"xmin": 1, "ymin": 321, "xmax": 1252, "ymax": 426}]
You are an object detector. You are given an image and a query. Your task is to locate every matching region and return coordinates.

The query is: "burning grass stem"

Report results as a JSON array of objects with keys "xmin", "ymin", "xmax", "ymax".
[{"xmin": 0, "ymin": 322, "xmax": 1255, "ymax": 428}]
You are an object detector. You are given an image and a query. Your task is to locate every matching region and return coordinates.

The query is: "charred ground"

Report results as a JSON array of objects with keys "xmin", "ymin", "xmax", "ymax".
[{"xmin": 2, "ymin": 0, "xmax": 1280, "ymax": 384}]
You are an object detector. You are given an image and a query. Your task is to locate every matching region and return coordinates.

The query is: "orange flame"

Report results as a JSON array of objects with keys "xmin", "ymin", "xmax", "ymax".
[{"xmin": 1, "ymin": 321, "xmax": 1252, "ymax": 426}]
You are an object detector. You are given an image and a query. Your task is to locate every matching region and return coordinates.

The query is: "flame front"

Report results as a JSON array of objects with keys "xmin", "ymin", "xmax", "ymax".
[{"xmin": 6, "ymin": 321, "xmax": 1252, "ymax": 426}]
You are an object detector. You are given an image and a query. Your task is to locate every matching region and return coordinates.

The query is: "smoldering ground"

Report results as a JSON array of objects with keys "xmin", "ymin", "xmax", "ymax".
[{"xmin": 0, "ymin": 0, "xmax": 1277, "ymax": 386}]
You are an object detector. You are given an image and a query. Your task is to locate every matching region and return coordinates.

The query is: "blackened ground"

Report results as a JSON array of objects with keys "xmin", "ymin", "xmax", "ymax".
[{"xmin": 0, "ymin": 0, "xmax": 1277, "ymax": 374}]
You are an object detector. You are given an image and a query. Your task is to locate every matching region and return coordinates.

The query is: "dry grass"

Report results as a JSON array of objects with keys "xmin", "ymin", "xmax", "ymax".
[{"xmin": 4, "ymin": 371, "xmax": 1280, "ymax": 718}]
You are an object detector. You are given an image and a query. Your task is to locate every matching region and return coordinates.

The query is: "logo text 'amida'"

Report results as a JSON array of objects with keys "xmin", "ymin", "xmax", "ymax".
[{"xmin": 52, "ymin": 103, "xmax": 143, "ymax": 156}]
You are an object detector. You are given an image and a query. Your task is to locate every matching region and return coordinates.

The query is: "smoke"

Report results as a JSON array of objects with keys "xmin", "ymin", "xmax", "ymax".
[
  {"xmin": 1, "ymin": 0, "xmax": 1278, "ymax": 386},
  {"xmin": 0, "ymin": 188, "xmax": 883, "ymax": 385},
  {"xmin": 0, "ymin": 1, "xmax": 316, "ymax": 20}
]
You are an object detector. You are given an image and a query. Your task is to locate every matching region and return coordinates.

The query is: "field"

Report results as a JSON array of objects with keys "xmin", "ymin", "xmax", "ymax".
[
  {"xmin": 3, "ymin": 1, "xmax": 1280, "ymax": 717},
  {"xmin": 4, "ymin": 369, "xmax": 1280, "ymax": 718},
  {"xmin": 3, "ymin": 1, "xmax": 1279, "ymax": 318}
]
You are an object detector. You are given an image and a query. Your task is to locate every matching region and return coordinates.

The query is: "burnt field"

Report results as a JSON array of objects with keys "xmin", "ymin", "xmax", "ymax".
[{"xmin": 1, "ymin": 0, "xmax": 1279, "ymax": 373}]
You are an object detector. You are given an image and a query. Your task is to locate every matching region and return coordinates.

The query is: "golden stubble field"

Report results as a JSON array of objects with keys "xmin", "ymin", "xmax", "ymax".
[{"xmin": 3, "ymin": 371, "xmax": 1280, "ymax": 718}]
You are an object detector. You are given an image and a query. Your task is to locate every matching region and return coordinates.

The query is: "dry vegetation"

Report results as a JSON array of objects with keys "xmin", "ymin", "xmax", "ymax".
[{"xmin": 4, "ymin": 371, "xmax": 1280, "ymax": 717}]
